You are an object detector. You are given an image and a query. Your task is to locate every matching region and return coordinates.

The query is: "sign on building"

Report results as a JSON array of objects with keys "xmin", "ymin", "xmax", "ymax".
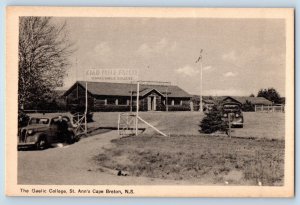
[{"xmin": 85, "ymin": 69, "xmax": 138, "ymax": 82}]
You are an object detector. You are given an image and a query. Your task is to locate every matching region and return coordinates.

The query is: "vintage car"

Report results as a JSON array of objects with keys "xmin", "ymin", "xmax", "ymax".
[
  {"xmin": 18, "ymin": 115, "xmax": 77, "ymax": 150},
  {"xmin": 221, "ymin": 103, "xmax": 244, "ymax": 128}
]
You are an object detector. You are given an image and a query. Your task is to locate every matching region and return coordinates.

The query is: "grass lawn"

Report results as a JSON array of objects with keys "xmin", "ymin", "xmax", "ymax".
[
  {"xmin": 95, "ymin": 134, "xmax": 284, "ymax": 185},
  {"xmin": 91, "ymin": 111, "xmax": 285, "ymax": 139},
  {"xmin": 28, "ymin": 111, "xmax": 285, "ymax": 185},
  {"xmin": 28, "ymin": 111, "xmax": 285, "ymax": 139}
]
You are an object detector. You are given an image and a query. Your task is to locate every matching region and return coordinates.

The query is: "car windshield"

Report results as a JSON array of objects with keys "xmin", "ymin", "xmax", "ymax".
[
  {"xmin": 223, "ymin": 104, "xmax": 240, "ymax": 112},
  {"xmin": 28, "ymin": 118, "xmax": 50, "ymax": 125},
  {"xmin": 51, "ymin": 116, "xmax": 70, "ymax": 123}
]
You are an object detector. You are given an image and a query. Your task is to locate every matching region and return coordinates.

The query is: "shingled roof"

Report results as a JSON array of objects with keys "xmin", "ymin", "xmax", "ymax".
[
  {"xmin": 64, "ymin": 81, "xmax": 191, "ymax": 98},
  {"xmin": 232, "ymin": 97, "xmax": 273, "ymax": 105},
  {"xmin": 200, "ymin": 96, "xmax": 272, "ymax": 105}
]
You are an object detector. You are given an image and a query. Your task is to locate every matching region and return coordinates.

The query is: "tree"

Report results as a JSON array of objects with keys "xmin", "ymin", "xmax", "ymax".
[
  {"xmin": 242, "ymin": 100, "xmax": 255, "ymax": 112},
  {"xmin": 200, "ymin": 103, "xmax": 227, "ymax": 134},
  {"xmin": 249, "ymin": 93, "xmax": 255, "ymax": 97},
  {"xmin": 257, "ymin": 88, "xmax": 281, "ymax": 104},
  {"xmin": 18, "ymin": 17, "xmax": 74, "ymax": 109}
]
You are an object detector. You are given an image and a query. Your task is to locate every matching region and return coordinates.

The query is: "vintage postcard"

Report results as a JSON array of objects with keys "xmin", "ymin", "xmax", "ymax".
[{"xmin": 6, "ymin": 7, "xmax": 294, "ymax": 197}]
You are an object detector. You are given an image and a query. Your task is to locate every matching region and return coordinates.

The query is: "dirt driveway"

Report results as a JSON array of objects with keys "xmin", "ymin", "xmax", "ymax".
[{"xmin": 18, "ymin": 130, "xmax": 190, "ymax": 185}]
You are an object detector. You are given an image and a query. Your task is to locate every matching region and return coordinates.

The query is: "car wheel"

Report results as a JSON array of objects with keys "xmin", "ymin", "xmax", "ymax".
[
  {"xmin": 67, "ymin": 133, "xmax": 75, "ymax": 144},
  {"xmin": 36, "ymin": 137, "xmax": 47, "ymax": 150}
]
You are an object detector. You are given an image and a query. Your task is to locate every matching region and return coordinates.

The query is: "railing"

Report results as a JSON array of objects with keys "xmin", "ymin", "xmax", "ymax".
[
  {"xmin": 118, "ymin": 113, "xmax": 137, "ymax": 136},
  {"xmin": 72, "ymin": 112, "xmax": 87, "ymax": 135},
  {"xmin": 254, "ymin": 105, "xmax": 285, "ymax": 113}
]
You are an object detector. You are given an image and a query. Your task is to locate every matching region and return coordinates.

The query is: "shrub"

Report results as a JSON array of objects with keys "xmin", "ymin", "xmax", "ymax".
[
  {"xmin": 166, "ymin": 105, "xmax": 190, "ymax": 111},
  {"xmin": 242, "ymin": 100, "xmax": 255, "ymax": 112},
  {"xmin": 68, "ymin": 102, "xmax": 94, "ymax": 122},
  {"xmin": 200, "ymin": 104, "xmax": 227, "ymax": 134},
  {"xmin": 93, "ymin": 104, "xmax": 131, "ymax": 112}
]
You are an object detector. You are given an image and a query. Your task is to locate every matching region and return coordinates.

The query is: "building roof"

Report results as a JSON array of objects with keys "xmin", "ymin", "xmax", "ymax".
[
  {"xmin": 64, "ymin": 81, "xmax": 192, "ymax": 98},
  {"xmin": 233, "ymin": 97, "xmax": 273, "ymax": 105},
  {"xmin": 223, "ymin": 96, "xmax": 273, "ymax": 105}
]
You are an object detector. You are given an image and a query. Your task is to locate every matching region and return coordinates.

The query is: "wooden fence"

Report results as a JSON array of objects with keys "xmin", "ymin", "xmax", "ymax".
[{"xmin": 254, "ymin": 105, "xmax": 285, "ymax": 113}]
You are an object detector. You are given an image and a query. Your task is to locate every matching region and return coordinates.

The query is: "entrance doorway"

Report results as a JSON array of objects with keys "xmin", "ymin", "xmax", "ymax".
[{"xmin": 147, "ymin": 96, "xmax": 156, "ymax": 111}]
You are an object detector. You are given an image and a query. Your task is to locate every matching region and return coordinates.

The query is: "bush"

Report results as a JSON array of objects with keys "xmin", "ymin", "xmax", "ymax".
[
  {"xmin": 68, "ymin": 102, "xmax": 94, "ymax": 122},
  {"xmin": 242, "ymin": 100, "xmax": 255, "ymax": 112},
  {"xmin": 200, "ymin": 104, "xmax": 227, "ymax": 134},
  {"xmin": 93, "ymin": 104, "xmax": 132, "ymax": 112},
  {"xmin": 166, "ymin": 105, "xmax": 190, "ymax": 111}
]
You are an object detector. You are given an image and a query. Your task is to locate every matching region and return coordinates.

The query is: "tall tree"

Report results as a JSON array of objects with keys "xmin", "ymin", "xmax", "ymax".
[
  {"xmin": 257, "ymin": 88, "xmax": 281, "ymax": 104},
  {"xmin": 18, "ymin": 17, "xmax": 74, "ymax": 109}
]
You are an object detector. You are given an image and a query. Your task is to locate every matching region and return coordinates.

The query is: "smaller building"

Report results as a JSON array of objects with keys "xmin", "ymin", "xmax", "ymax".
[
  {"xmin": 221, "ymin": 96, "xmax": 274, "ymax": 112},
  {"xmin": 213, "ymin": 96, "xmax": 273, "ymax": 106},
  {"xmin": 222, "ymin": 96, "xmax": 273, "ymax": 106},
  {"xmin": 198, "ymin": 96, "xmax": 273, "ymax": 112}
]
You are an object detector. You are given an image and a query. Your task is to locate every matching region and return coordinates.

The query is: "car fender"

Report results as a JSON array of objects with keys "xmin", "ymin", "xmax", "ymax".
[
  {"xmin": 24, "ymin": 132, "xmax": 42, "ymax": 143},
  {"xmin": 33, "ymin": 132, "xmax": 49, "ymax": 143}
]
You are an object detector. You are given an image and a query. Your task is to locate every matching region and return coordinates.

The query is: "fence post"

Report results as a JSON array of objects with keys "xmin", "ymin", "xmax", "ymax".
[
  {"xmin": 228, "ymin": 113, "xmax": 233, "ymax": 139},
  {"xmin": 117, "ymin": 113, "xmax": 120, "ymax": 135}
]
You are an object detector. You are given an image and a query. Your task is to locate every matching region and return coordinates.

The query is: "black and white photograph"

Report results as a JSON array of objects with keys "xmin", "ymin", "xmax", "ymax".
[{"xmin": 6, "ymin": 7, "xmax": 294, "ymax": 197}]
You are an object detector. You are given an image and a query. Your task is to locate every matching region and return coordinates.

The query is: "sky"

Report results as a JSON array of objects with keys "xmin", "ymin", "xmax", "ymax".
[{"xmin": 56, "ymin": 17, "xmax": 286, "ymax": 96}]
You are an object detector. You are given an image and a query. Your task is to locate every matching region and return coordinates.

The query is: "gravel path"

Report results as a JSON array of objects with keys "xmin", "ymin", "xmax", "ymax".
[{"xmin": 17, "ymin": 130, "xmax": 185, "ymax": 185}]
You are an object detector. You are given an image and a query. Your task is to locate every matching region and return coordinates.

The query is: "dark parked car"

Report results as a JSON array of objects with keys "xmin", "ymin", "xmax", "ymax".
[
  {"xmin": 18, "ymin": 115, "xmax": 77, "ymax": 150},
  {"xmin": 221, "ymin": 103, "xmax": 244, "ymax": 128}
]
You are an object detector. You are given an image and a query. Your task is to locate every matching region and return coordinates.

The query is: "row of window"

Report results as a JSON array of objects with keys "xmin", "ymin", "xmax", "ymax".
[
  {"xmin": 166, "ymin": 99, "xmax": 183, "ymax": 106},
  {"xmin": 94, "ymin": 98, "xmax": 184, "ymax": 106},
  {"xmin": 95, "ymin": 98, "xmax": 129, "ymax": 106}
]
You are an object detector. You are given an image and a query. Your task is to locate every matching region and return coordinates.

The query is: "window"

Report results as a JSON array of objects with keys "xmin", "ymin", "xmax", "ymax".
[
  {"xmin": 167, "ymin": 99, "xmax": 173, "ymax": 105},
  {"xmin": 118, "ymin": 98, "xmax": 128, "ymax": 105},
  {"xmin": 174, "ymin": 99, "xmax": 181, "ymax": 105},
  {"xmin": 94, "ymin": 99, "xmax": 106, "ymax": 105},
  {"xmin": 107, "ymin": 98, "xmax": 116, "ymax": 105},
  {"xmin": 29, "ymin": 118, "xmax": 49, "ymax": 125}
]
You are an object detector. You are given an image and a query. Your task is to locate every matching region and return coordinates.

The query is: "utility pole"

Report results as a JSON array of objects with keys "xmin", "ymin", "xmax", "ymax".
[
  {"xmin": 135, "ymin": 81, "xmax": 140, "ymax": 136},
  {"xmin": 130, "ymin": 81, "xmax": 133, "ymax": 113},
  {"xmin": 85, "ymin": 81, "xmax": 88, "ymax": 134}
]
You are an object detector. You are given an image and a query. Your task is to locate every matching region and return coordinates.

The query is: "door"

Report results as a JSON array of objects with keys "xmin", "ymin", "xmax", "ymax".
[
  {"xmin": 152, "ymin": 96, "xmax": 156, "ymax": 111},
  {"xmin": 147, "ymin": 96, "xmax": 156, "ymax": 111},
  {"xmin": 147, "ymin": 97, "xmax": 152, "ymax": 111}
]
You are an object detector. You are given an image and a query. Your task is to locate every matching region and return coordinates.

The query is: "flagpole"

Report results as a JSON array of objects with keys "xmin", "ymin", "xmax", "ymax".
[
  {"xmin": 200, "ymin": 61, "xmax": 203, "ymax": 112},
  {"xmin": 196, "ymin": 49, "xmax": 204, "ymax": 113},
  {"xmin": 85, "ymin": 80, "xmax": 88, "ymax": 134},
  {"xmin": 136, "ymin": 81, "xmax": 140, "ymax": 136}
]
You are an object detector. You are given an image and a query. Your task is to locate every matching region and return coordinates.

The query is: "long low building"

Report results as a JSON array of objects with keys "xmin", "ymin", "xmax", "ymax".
[
  {"xmin": 63, "ymin": 81, "xmax": 192, "ymax": 112},
  {"xmin": 200, "ymin": 96, "xmax": 273, "ymax": 112}
]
